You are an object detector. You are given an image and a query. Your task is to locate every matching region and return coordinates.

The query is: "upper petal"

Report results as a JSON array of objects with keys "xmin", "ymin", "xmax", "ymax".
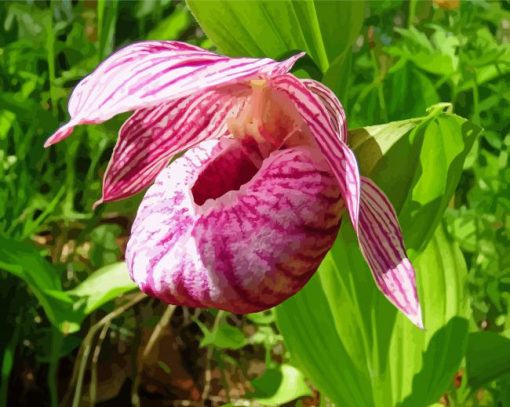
[
  {"xmin": 97, "ymin": 85, "xmax": 250, "ymax": 205},
  {"xmin": 271, "ymin": 74, "xmax": 360, "ymax": 232},
  {"xmin": 45, "ymin": 41, "xmax": 303, "ymax": 147},
  {"xmin": 358, "ymin": 177, "xmax": 423, "ymax": 328}
]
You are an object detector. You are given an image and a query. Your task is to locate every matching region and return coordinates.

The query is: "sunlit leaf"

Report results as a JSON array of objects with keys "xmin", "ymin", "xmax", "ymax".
[
  {"xmin": 246, "ymin": 310, "xmax": 275, "ymax": 325},
  {"xmin": 276, "ymin": 274, "xmax": 371, "ymax": 406},
  {"xmin": 186, "ymin": 0, "xmax": 365, "ymax": 99},
  {"xmin": 0, "ymin": 236, "xmax": 137, "ymax": 333},
  {"xmin": 68, "ymin": 262, "xmax": 136, "ymax": 315},
  {"xmin": 386, "ymin": 26, "xmax": 459, "ymax": 77},
  {"xmin": 278, "ymin": 223, "xmax": 469, "ymax": 407},
  {"xmin": 248, "ymin": 364, "xmax": 312, "ymax": 406},
  {"xmin": 350, "ymin": 110, "xmax": 481, "ymax": 256}
]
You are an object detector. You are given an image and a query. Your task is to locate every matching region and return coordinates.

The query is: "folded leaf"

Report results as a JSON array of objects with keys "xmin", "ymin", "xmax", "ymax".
[
  {"xmin": 68, "ymin": 262, "xmax": 137, "ymax": 315},
  {"xmin": 0, "ymin": 235, "xmax": 81, "ymax": 333},
  {"xmin": 277, "ymin": 111, "xmax": 480, "ymax": 406}
]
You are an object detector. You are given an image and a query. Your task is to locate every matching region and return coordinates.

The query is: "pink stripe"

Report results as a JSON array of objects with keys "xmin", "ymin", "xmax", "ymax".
[
  {"xmin": 360, "ymin": 197, "xmax": 408, "ymax": 273},
  {"xmin": 361, "ymin": 179, "xmax": 403, "ymax": 240},
  {"xmin": 271, "ymin": 78, "xmax": 359, "ymax": 218},
  {"xmin": 100, "ymin": 88, "xmax": 249, "ymax": 203},
  {"xmin": 303, "ymin": 79, "xmax": 347, "ymax": 141},
  {"xmin": 359, "ymin": 208, "xmax": 409, "ymax": 310}
]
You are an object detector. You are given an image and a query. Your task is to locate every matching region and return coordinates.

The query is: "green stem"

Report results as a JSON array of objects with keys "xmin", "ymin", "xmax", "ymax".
[
  {"xmin": 97, "ymin": 0, "xmax": 119, "ymax": 61},
  {"xmin": 0, "ymin": 319, "xmax": 21, "ymax": 407},
  {"xmin": 472, "ymin": 73, "xmax": 480, "ymax": 124},
  {"xmin": 131, "ymin": 306, "xmax": 175, "ymax": 406},
  {"xmin": 22, "ymin": 185, "xmax": 66, "ymax": 239},
  {"xmin": 64, "ymin": 136, "xmax": 80, "ymax": 218},
  {"xmin": 217, "ymin": 352, "xmax": 231, "ymax": 404},
  {"xmin": 201, "ymin": 311, "xmax": 224, "ymax": 402},
  {"xmin": 90, "ymin": 322, "xmax": 111, "ymax": 407},
  {"xmin": 70, "ymin": 294, "xmax": 146, "ymax": 407},
  {"xmin": 97, "ymin": 0, "xmax": 106, "ymax": 61},
  {"xmin": 408, "ymin": 0, "xmax": 418, "ymax": 28},
  {"xmin": 46, "ymin": 0, "xmax": 58, "ymax": 116},
  {"xmin": 370, "ymin": 49, "xmax": 388, "ymax": 123}
]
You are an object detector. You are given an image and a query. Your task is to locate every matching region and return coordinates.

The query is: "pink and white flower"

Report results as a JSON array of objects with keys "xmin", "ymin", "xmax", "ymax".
[{"xmin": 46, "ymin": 41, "xmax": 423, "ymax": 328}]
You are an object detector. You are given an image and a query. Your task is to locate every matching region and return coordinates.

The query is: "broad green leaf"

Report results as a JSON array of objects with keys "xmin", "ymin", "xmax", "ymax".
[
  {"xmin": 0, "ymin": 235, "xmax": 80, "ymax": 333},
  {"xmin": 276, "ymin": 274, "xmax": 371, "ymax": 406},
  {"xmin": 396, "ymin": 226, "xmax": 469, "ymax": 407},
  {"xmin": 466, "ymin": 331, "xmax": 510, "ymax": 389},
  {"xmin": 277, "ymin": 111, "xmax": 480, "ymax": 406},
  {"xmin": 350, "ymin": 110, "xmax": 481, "ymax": 256},
  {"xmin": 248, "ymin": 364, "xmax": 312, "ymax": 406},
  {"xmin": 68, "ymin": 262, "xmax": 136, "ymax": 315},
  {"xmin": 0, "ymin": 236, "xmax": 136, "ymax": 333},
  {"xmin": 278, "ymin": 224, "xmax": 469, "ymax": 407},
  {"xmin": 186, "ymin": 0, "xmax": 364, "ymax": 99}
]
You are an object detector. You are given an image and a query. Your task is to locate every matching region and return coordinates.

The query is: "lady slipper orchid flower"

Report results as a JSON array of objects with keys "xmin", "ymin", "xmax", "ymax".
[{"xmin": 46, "ymin": 41, "xmax": 423, "ymax": 328}]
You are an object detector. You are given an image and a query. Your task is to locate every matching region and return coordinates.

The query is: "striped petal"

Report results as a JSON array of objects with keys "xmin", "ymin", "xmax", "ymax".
[
  {"xmin": 302, "ymin": 79, "xmax": 347, "ymax": 141},
  {"xmin": 126, "ymin": 138, "xmax": 342, "ymax": 313},
  {"xmin": 45, "ymin": 41, "xmax": 303, "ymax": 147},
  {"xmin": 97, "ymin": 85, "xmax": 250, "ymax": 205},
  {"xmin": 358, "ymin": 177, "xmax": 423, "ymax": 328},
  {"xmin": 271, "ymin": 75, "xmax": 360, "ymax": 232}
]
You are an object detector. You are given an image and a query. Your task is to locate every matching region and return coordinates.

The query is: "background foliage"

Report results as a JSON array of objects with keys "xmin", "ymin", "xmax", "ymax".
[{"xmin": 0, "ymin": 0, "xmax": 509, "ymax": 406}]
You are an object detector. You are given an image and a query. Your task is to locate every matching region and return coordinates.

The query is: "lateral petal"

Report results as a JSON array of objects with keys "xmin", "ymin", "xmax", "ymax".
[
  {"xmin": 302, "ymin": 79, "xmax": 347, "ymax": 141},
  {"xmin": 45, "ymin": 41, "xmax": 303, "ymax": 147},
  {"xmin": 272, "ymin": 74, "xmax": 360, "ymax": 232},
  {"xmin": 358, "ymin": 177, "xmax": 423, "ymax": 328},
  {"xmin": 97, "ymin": 86, "xmax": 250, "ymax": 205}
]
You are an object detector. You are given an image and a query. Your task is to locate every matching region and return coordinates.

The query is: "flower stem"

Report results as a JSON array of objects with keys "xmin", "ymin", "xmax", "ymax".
[
  {"xmin": 68, "ymin": 294, "xmax": 146, "ymax": 407},
  {"xmin": 370, "ymin": 48, "xmax": 388, "ymax": 123},
  {"xmin": 408, "ymin": 0, "xmax": 418, "ymax": 28},
  {"xmin": 46, "ymin": 0, "xmax": 58, "ymax": 116},
  {"xmin": 131, "ymin": 305, "xmax": 175, "ymax": 406}
]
